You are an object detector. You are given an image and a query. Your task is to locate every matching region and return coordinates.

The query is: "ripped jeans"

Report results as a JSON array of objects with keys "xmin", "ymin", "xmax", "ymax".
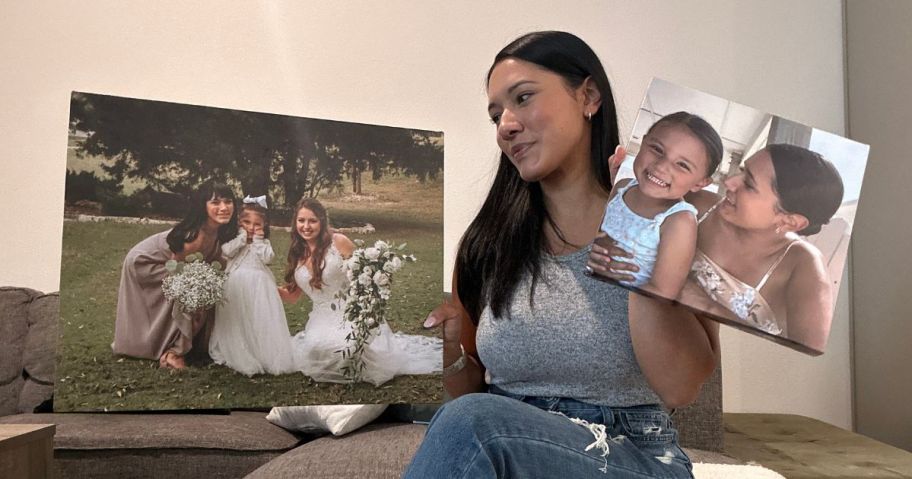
[{"xmin": 403, "ymin": 387, "xmax": 693, "ymax": 479}]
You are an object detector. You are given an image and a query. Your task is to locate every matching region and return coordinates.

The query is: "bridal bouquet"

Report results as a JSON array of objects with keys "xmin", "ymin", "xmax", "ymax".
[
  {"xmin": 162, "ymin": 253, "xmax": 227, "ymax": 313},
  {"xmin": 336, "ymin": 239, "xmax": 416, "ymax": 382}
]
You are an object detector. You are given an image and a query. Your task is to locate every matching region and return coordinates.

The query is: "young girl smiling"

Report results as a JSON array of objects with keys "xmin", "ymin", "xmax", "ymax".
[
  {"xmin": 210, "ymin": 195, "xmax": 296, "ymax": 376},
  {"xmin": 598, "ymin": 111, "xmax": 723, "ymax": 298}
]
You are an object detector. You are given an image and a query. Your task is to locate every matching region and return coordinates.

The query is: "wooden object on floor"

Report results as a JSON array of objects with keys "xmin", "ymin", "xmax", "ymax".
[
  {"xmin": 724, "ymin": 413, "xmax": 912, "ymax": 478},
  {"xmin": 0, "ymin": 424, "xmax": 55, "ymax": 479}
]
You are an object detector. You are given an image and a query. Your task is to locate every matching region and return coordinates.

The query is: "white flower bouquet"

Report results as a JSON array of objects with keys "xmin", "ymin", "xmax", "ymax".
[
  {"xmin": 336, "ymin": 239, "xmax": 416, "ymax": 381},
  {"xmin": 161, "ymin": 252, "xmax": 227, "ymax": 313}
]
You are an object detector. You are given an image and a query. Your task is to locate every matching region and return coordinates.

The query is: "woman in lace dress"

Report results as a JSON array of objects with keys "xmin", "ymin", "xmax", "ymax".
[{"xmin": 278, "ymin": 197, "xmax": 442, "ymax": 385}]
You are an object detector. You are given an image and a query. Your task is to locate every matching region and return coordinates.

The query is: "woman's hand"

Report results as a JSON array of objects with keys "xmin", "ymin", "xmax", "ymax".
[
  {"xmin": 278, "ymin": 285, "xmax": 301, "ymax": 304},
  {"xmin": 243, "ymin": 226, "xmax": 255, "ymax": 243},
  {"xmin": 422, "ymin": 301, "xmax": 464, "ymax": 348},
  {"xmin": 586, "ymin": 232, "xmax": 638, "ymax": 283},
  {"xmin": 422, "ymin": 295, "xmax": 486, "ymax": 398},
  {"xmin": 608, "ymin": 145, "xmax": 626, "ymax": 183}
]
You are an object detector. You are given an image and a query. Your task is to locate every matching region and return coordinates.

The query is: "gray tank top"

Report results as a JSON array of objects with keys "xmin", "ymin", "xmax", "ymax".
[{"xmin": 475, "ymin": 245, "xmax": 662, "ymax": 406}]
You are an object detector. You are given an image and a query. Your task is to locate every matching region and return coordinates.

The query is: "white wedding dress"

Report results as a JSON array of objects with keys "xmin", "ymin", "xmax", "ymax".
[
  {"xmin": 292, "ymin": 244, "xmax": 443, "ymax": 386},
  {"xmin": 210, "ymin": 232, "xmax": 298, "ymax": 376}
]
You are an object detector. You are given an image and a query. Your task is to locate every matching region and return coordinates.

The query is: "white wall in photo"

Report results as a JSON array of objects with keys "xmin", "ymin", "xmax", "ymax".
[{"xmin": 0, "ymin": 1, "xmax": 850, "ymax": 428}]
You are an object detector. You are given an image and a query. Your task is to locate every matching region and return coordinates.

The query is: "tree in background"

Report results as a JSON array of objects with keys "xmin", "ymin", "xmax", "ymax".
[{"xmin": 68, "ymin": 92, "xmax": 443, "ymax": 210}]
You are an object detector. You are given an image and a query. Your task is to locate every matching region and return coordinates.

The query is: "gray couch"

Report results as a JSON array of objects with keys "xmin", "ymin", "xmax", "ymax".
[{"xmin": 0, "ymin": 286, "xmax": 732, "ymax": 478}]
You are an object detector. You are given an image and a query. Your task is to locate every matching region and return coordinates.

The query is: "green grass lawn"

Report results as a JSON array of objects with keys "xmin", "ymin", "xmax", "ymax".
[{"xmin": 55, "ymin": 191, "xmax": 444, "ymax": 411}]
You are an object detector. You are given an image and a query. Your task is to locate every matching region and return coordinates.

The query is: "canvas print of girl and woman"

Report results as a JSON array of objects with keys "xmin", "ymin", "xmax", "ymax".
[
  {"xmin": 57, "ymin": 92, "xmax": 444, "ymax": 411},
  {"xmin": 587, "ymin": 78, "xmax": 869, "ymax": 355}
]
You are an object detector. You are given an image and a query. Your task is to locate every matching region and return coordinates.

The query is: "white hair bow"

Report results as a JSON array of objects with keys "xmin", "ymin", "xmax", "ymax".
[{"xmin": 243, "ymin": 195, "xmax": 268, "ymax": 209}]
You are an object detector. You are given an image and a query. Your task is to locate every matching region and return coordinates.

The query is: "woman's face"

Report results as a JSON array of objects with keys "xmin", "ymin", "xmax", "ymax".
[
  {"xmin": 718, "ymin": 150, "xmax": 784, "ymax": 230},
  {"xmin": 295, "ymin": 207, "xmax": 322, "ymax": 242},
  {"xmin": 206, "ymin": 196, "xmax": 234, "ymax": 226},
  {"xmin": 633, "ymin": 123, "xmax": 711, "ymax": 200},
  {"xmin": 486, "ymin": 58, "xmax": 593, "ymax": 183}
]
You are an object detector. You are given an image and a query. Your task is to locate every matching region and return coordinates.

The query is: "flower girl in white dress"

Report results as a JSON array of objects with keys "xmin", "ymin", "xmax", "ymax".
[
  {"xmin": 278, "ymin": 197, "xmax": 442, "ymax": 386},
  {"xmin": 210, "ymin": 195, "xmax": 297, "ymax": 376}
]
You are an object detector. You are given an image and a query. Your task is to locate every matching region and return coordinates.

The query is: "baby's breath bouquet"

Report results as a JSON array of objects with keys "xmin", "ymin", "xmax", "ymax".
[
  {"xmin": 162, "ymin": 252, "xmax": 227, "ymax": 313},
  {"xmin": 336, "ymin": 239, "xmax": 416, "ymax": 382}
]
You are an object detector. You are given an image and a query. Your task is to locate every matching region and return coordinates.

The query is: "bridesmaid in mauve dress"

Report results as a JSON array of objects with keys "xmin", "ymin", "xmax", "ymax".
[{"xmin": 112, "ymin": 183, "xmax": 238, "ymax": 369}]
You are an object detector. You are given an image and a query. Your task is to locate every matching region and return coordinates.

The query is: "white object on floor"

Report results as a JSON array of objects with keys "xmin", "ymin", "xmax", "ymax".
[
  {"xmin": 693, "ymin": 462, "xmax": 786, "ymax": 479},
  {"xmin": 267, "ymin": 404, "xmax": 387, "ymax": 436}
]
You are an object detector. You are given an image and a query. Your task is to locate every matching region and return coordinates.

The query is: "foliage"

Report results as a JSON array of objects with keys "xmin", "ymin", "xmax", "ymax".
[
  {"xmin": 335, "ymin": 240, "xmax": 416, "ymax": 381},
  {"xmin": 68, "ymin": 92, "xmax": 444, "ymax": 205},
  {"xmin": 64, "ymin": 169, "xmax": 122, "ymax": 204},
  {"xmin": 162, "ymin": 253, "xmax": 227, "ymax": 313}
]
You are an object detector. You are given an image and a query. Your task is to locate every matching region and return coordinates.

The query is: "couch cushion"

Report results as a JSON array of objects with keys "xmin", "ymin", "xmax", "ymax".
[
  {"xmin": 54, "ymin": 449, "xmax": 284, "ymax": 479},
  {"xmin": 23, "ymin": 293, "xmax": 58, "ymax": 384},
  {"xmin": 18, "ymin": 379, "xmax": 53, "ymax": 414},
  {"xmin": 0, "ymin": 288, "xmax": 35, "ymax": 382},
  {"xmin": 19, "ymin": 292, "xmax": 59, "ymax": 413},
  {"xmin": 0, "ymin": 411, "xmax": 302, "ymax": 450},
  {"xmin": 245, "ymin": 422, "xmax": 426, "ymax": 479},
  {"xmin": 1, "ymin": 411, "xmax": 306, "ymax": 479},
  {"xmin": 0, "ymin": 376, "xmax": 24, "ymax": 417},
  {"xmin": 244, "ymin": 422, "xmax": 744, "ymax": 479}
]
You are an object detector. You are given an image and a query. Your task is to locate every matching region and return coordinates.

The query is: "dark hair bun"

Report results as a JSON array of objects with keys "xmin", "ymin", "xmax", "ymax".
[{"xmin": 767, "ymin": 144, "xmax": 844, "ymax": 236}]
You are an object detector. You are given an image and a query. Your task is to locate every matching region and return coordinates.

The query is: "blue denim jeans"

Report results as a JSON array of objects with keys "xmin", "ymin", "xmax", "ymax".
[{"xmin": 403, "ymin": 388, "xmax": 693, "ymax": 478}]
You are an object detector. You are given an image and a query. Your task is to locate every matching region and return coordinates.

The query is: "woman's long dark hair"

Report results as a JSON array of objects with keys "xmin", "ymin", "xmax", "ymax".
[
  {"xmin": 766, "ymin": 144, "xmax": 844, "ymax": 236},
  {"xmin": 456, "ymin": 31, "xmax": 620, "ymax": 324},
  {"xmin": 284, "ymin": 197, "xmax": 334, "ymax": 291},
  {"xmin": 166, "ymin": 182, "xmax": 238, "ymax": 253}
]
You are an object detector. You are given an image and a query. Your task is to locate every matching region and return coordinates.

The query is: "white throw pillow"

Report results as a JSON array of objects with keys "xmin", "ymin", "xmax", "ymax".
[{"xmin": 266, "ymin": 404, "xmax": 388, "ymax": 436}]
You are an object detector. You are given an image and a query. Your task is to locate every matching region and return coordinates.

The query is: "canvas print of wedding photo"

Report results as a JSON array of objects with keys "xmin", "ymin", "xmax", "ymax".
[
  {"xmin": 57, "ymin": 92, "xmax": 444, "ymax": 411},
  {"xmin": 602, "ymin": 78, "xmax": 868, "ymax": 356}
]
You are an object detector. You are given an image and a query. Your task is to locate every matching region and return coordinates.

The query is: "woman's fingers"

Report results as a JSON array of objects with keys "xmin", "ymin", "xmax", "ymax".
[
  {"xmin": 592, "ymin": 232, "xmax": 634, "ymax": 259},
  {"xmin": 587, "ymin": 234, "xmax": 638, "ymax": 282},
  {"xmin": 423, "ymin": 302, "xmax": 463, "ymax": 344},
  {"xmin": 277, "ymin": 286, "xmax": 296, "ymax": 303},
  {"xmin": 585, "ymin": 256, "xmax": 637, "ymax": 283},
  {"xmin": 591, "ymin": 241, "xmax": 632, "ymax": 260},
  {"xmin": 607, "ymin": 145, "xmax": 627, "ymax": 181}
]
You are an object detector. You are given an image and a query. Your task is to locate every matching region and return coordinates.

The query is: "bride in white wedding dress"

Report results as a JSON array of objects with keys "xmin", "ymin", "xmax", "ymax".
[{"xmin": 278, "ymin": 197, "xmax": 442, "ymax": 386}]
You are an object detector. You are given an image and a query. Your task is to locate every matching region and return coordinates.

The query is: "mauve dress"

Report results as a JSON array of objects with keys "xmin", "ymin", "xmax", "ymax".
[{"xmin": 112, "ymin": 229, "xmax": 218, "ymax": 360}]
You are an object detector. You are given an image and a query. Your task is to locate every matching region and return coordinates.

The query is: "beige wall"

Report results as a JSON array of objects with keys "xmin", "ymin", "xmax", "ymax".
[
  {"xmin": 0, "ymin": 1, "xmax": 851, "ymax": 427},
  {"xmin": 846, "ymin": 1, "xmax": 912, "ymax": 451}
]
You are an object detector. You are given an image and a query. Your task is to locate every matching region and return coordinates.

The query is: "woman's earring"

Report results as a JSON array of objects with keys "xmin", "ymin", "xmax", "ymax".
[
  {"xmin": 586, "ymin": 111, "xmax": 593, "ymax": 121},
  {"xmin": 775, "ymin": 225, "xmax": 782, "ymax": 234}
]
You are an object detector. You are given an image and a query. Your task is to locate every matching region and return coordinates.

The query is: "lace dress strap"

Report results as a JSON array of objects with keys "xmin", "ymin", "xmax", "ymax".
[
  {"xmin": 755, "ymin": 240, "xmax": 799, "ymax": 290},
  {"xmin": 697, "ymin": 198, "xmax": 726, "ymax": 224}
]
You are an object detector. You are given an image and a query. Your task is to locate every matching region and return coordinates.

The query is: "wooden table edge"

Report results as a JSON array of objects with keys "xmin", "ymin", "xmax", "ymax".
[{"xmin": 0, "ymin": 424, "xmax": 56, "ymax": 450}]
